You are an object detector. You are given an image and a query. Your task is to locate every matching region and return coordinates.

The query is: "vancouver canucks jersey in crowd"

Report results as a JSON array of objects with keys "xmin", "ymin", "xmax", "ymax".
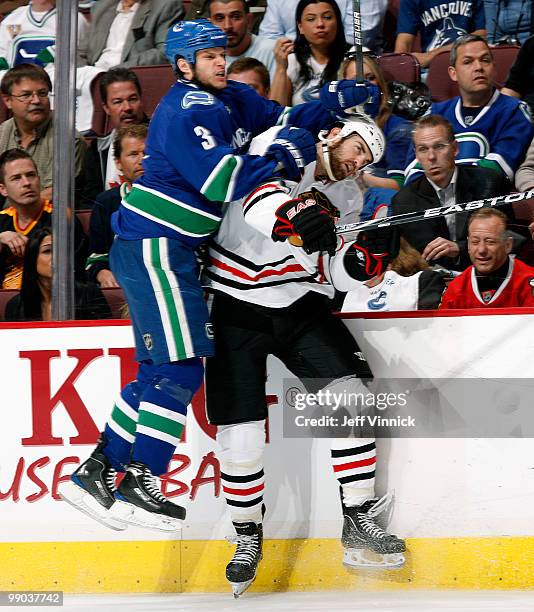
[
  {"xmin": 404, "ymin": 90, "xmax": 534, "ymax": 182},
  {"xmin": 397, "ymin": 0, "xmax": 485, "ymax": 52},
  {"xmin": 112, "ymin": 80, "xmax": 334, "ymax": 247}
]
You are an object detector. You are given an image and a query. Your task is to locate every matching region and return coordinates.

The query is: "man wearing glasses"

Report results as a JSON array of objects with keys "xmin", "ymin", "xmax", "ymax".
[
  {"xmin": 392, "ymin": 114, "xmax": 511, "ymax": 270},
  {"xmin": 0, "ymin": 63, "xmax": 86, "ymax": 204}
]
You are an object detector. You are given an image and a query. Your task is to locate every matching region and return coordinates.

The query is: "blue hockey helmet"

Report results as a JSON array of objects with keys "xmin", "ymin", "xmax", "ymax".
[{"xmin": 165, "ymin": 19, "xmax": 227, "ymax": 66}]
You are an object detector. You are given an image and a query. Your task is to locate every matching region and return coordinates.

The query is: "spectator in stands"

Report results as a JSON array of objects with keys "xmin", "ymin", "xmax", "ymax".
[
  {"xmin": 393, "ymin": 114, "xmax": 512, "ymax": 270},
  {"xmin": 5, "ymin": 227, "xmax": 111, "ymax": 321},
  {"xmin": 259, "ymin": 0, "xmax": 387, "ymax": 53},
  {"xmin": 341, "ymin": 238, "xmax": 446, "ymax": 311},
  {"xmin": 341, "ymin": 53, "xmax": 413, "ymax": 219},
  {"xmin": 86, "ymin": 124, "xmax": 147, "ymax": 288},
  {"xmin": 440, "ymin": 208, "xmax": 534, "ymax": 308},
  {"xmin": 227, "ymin": 56, "xmax": 270, "ymax": 97},
  {"xmin": 0, "ymin": 1, "xmax": 89, "ymax": 70},
  {"xmin": 77, "ymin": 0, "xmax": 184, "ymax": 69},
  {"xmin": 207, "ymin": 0, "xmax": 276, "ymax": 79},
  {"xmin": 270, "ymin": 0, "xmax": 348, "ymax": 106},
  {"xmin": 394, "ymin": 0, "xmax": 486, "ymax": 68},
  {"xmin": 515, "ymin": 136, "xmax": 534, "ymax": 192},
  {"xmin": 501, "ymin": 35, "xmax": 534, "ymax": 116},
  {"xmin": 188, "ymin": 0, "xmax": 266, "ymax": 35},
  {"xmin": 485, "ymin": 0, "xmax": 532, "ymax": 45},
  {"xmin": 0, "ymin": 149, "xmax": 87, "ymax": 289},
  {"xmin": 0, "ymin": 63, "xmax": 86, "ymax": 204},
  {"xmin": 81, "ymin": 66, "xmax": 147, "ymax": 207},
  {"xmin": 404, "ymin": 35, "xmax": 534, "ymax": 184}
]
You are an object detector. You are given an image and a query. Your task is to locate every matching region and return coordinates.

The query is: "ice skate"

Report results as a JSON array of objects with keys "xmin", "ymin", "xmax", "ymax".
[
  {"xmin": 226, "ymin": 521, "xmax": 263, "ymax": 598},
  {"xmin": 110, "ymin": 461, "xmax": 185, "ymax": 532},
  {"xmin": 60, "ymin": 435, "xmax": 128, "ymax": 531},
  {"xmin": 342, "ymin": 495, "xmax": 406, "ymax": 569}
]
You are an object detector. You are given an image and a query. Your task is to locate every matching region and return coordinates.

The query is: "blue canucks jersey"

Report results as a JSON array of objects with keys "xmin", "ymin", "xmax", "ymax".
[
  {"xmin": 404, "ymin": 90, "xmax": 534, "ymax": 182},
  {"xmin": 112, "ymin": 80, "xmax": 333, "ymax": 247}
]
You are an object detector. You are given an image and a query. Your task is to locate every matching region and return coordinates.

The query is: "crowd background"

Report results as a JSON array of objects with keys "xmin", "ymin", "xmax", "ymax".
[{"xmin": 0, "ymin": 0, "xmax": 534, "ymax": 320}]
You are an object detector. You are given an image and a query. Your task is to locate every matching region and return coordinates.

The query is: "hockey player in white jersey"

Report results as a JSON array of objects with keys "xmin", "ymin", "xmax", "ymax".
[{"xmin": 205, "ymin": 114, "xmax": 406, "ymax": 598}]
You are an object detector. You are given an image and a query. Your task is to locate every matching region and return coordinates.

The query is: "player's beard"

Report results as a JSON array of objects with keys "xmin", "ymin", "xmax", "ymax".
[{"xmin": 328, "ymin": 140, "xmax": 353, "ymax": 181}]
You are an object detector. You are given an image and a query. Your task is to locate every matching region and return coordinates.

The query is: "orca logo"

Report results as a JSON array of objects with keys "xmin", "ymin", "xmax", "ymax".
[
  {"xmin": 205, "ymin": 323, "xmax": 214, "ymax": 340},
  {"xmin": 367, "ymin": 290, "xmax": 387, "ymax": 310},
  {"xmin": 182, "ymin": 91, "xmax": 216, "ymax": 109}
]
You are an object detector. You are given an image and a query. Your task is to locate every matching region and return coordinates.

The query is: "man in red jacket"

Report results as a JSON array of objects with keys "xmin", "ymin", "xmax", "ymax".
[{"xmin": 440, "ymin": 208, "xmax": 534, "ymax": 308}]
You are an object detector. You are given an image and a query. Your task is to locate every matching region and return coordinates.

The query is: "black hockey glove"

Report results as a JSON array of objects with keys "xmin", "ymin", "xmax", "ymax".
[
  {"xmin": 272, "ymin": 194, "xmax": 337, "ymax": 255},
  {"xmin": 265, "ymin": 126, "xmax": 316, "ymax": 182},
  {"xmin": 344, "ymin": 227, "xmax": 400, "ymax": 281}
]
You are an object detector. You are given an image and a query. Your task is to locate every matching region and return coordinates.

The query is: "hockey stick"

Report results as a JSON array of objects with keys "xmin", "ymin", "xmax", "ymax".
[
  {"xmin": 288, "ymin": 190, "xmax": 534, "ymax": 247},
  {"xmin": 350, "ymin": 0, "xmax": 364, "ymax": 82},
  {"xmin": 335, "ymin": 189, "xmax": 534, "ymax": 236}
]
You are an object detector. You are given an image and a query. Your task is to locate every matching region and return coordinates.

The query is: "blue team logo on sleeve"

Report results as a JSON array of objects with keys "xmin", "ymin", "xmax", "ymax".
[{"xmin": 182, "ymin": 91, "xmax": 216, "ymax": 109}]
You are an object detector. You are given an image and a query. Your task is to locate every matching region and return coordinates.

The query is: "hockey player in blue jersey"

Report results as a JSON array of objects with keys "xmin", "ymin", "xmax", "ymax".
[
  {"xmin": 60, "ymin": 19, "xmax": 382, "ymax": 532},
  {"xmin": 404, "ymin": 34, "xmax": 534, "ymax": 183}
]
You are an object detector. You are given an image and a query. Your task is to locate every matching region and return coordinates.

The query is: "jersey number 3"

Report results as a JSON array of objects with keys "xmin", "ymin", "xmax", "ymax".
[{"xmin": 194, "ymin": 126, "xmax": 216, "ymax": 150}]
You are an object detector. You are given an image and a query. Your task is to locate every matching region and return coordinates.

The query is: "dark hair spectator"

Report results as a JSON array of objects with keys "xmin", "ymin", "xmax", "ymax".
[
  {"xmin": 0, "ymin": 148, "xmax": 34, "ymax": 183},
  {"xmin": 99, "ymin": 66, "xmax": 142, "ymax": 104},
  {"xmin": 0, "ymin": 62, "xmax": 52, "ymax": 96},
  {"xmin": 227, "ymin": 57, "xmax": 270, "ymax": 97},
  {"xmin": 270, "ymin": 0, "xmax": 347, "ymax": 105},
  {"xmin": 5, "ymin": 228, "xmax": 111, "ymax": 321}
]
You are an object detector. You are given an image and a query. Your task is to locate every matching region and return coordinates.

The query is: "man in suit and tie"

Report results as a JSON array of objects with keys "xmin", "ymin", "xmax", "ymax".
[
  {"xmin": 391, "ymin": 114, "xmax": 512, "ymax": 271},
  {"xmin": 78, "ymin": 0, "xmax": 184, "ymax": 68}
]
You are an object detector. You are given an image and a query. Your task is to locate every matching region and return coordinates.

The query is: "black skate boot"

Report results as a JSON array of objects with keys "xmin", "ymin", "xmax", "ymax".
[
  {"xmin": 342, "ymin": 497, "xmax": 406, "ymax": 569},
  {"xmin": 226, "ymin": 521, "xmax": 263, "ymax": 598},
  {"xmin": 111, "ymin": 461, "xmax": 185, "ymax": 532},
  {"xmin": 60, "ymin": 434, "xmax": 127, "ymax": 531}
]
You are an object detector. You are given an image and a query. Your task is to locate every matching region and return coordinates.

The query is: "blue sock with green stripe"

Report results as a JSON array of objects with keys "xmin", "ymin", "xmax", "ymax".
[{"xmin": 132, "ymin": 358, "xmax": 204, "ymax": 476}]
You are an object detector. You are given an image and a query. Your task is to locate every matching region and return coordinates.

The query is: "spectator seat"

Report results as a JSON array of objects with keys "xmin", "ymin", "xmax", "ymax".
[
  {"xmin": 75, "ymin": 209, "xmax": 91, "ymax": 235},
  {"xmin": 90, "ymin": 64, "xmax": 176, "ymax": 136},
  {"xmin": 427, "ymin": 45, "xmax": 520, "ymax": 102},
  {"xmin": 0, "ymin": 289, "xmax": 18, "ymax": 321},
  {"xmin": 101, "ymin": 286, "xmax": 127, "ymax": 319},
  {"xmin": 377, "ymin": 52, "xmax": 421, "ymax": 83}
]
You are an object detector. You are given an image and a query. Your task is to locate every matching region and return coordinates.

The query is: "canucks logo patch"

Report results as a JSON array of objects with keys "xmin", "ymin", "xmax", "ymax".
[
  {"xmin": 367, "ymin": 290, "xmax": 387, "ymax": 310},
  {"xmin": 182, "ymin": 91, "xmax": 216, "ymax": 109}
]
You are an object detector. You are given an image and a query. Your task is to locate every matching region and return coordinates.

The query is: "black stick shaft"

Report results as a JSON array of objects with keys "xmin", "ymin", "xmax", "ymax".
[
  {"xmin": 352, "ymin": 0, "xmax": 364, "ymax": 82},
  {"xmin": 336, "ymin": 190, "xmax": 534, "ymax": 235}
]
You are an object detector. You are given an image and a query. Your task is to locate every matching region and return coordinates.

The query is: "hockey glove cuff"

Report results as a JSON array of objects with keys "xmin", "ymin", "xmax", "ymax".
[
  {"xmin": 265, "ymin": 126, "xmax": 316, "ymax": 182},
  {"xmin": 319, "ymin": 79, "xmax": 381, "ymax": 117},
  {"xmin": 344, "ymin": 227, "xmax": 400, "ymax": 281}
]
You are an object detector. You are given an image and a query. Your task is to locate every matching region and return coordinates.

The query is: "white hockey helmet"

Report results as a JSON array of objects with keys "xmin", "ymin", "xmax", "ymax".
[{"xmin": 318, "ymin": 113, "xmax": 385, "ymax": 181}]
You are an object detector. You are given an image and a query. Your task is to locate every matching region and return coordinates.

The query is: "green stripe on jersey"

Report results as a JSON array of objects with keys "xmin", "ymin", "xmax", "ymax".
[
  {"xmin": 125, "ymin": 186, "xmax": 221, "ymax": 237},
  {"xmin": 150, "ymin": 239, "xmax": 188, "ymax": 359},
  {"xmin": 202, "ymin": 156, "xmax": 239, "ymax": 202}
]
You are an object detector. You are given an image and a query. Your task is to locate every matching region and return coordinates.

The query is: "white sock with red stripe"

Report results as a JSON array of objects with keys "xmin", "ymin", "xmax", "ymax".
[
  {"xmin": 217, "ymin": 421, "xmax": 266, "ymax": 524},
  {"xmin": 331, "ymin": 438, "xmax": 376, "ymax": 507}
]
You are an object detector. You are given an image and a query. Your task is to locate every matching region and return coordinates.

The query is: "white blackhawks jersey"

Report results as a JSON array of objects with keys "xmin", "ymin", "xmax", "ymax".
[{"xmin": 205, "ymin": 161, "xmax": 364, "ymax": 308}]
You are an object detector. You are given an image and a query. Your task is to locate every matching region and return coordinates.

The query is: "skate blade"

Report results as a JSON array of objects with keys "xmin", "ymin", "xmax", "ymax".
[
  {"xmin": 230, "ymin": 578, "xmax": 254, "ymax": 598},
  {"xmin": 59, "ymin": 481, "xmax": 128, "ymax": 531},
  {"xmin": 110, "ymin": 500, "xmax": 184, "ymax": 532},
  {"xmin": 343, "ymin": 548, "xmax": 405, "ymax": 570}
]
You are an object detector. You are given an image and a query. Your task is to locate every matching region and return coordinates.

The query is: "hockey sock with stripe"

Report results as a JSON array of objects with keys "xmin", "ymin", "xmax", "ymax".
[{"xmin": 217, "ymin": 421, "xmax": 266, "ymax": 524}]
